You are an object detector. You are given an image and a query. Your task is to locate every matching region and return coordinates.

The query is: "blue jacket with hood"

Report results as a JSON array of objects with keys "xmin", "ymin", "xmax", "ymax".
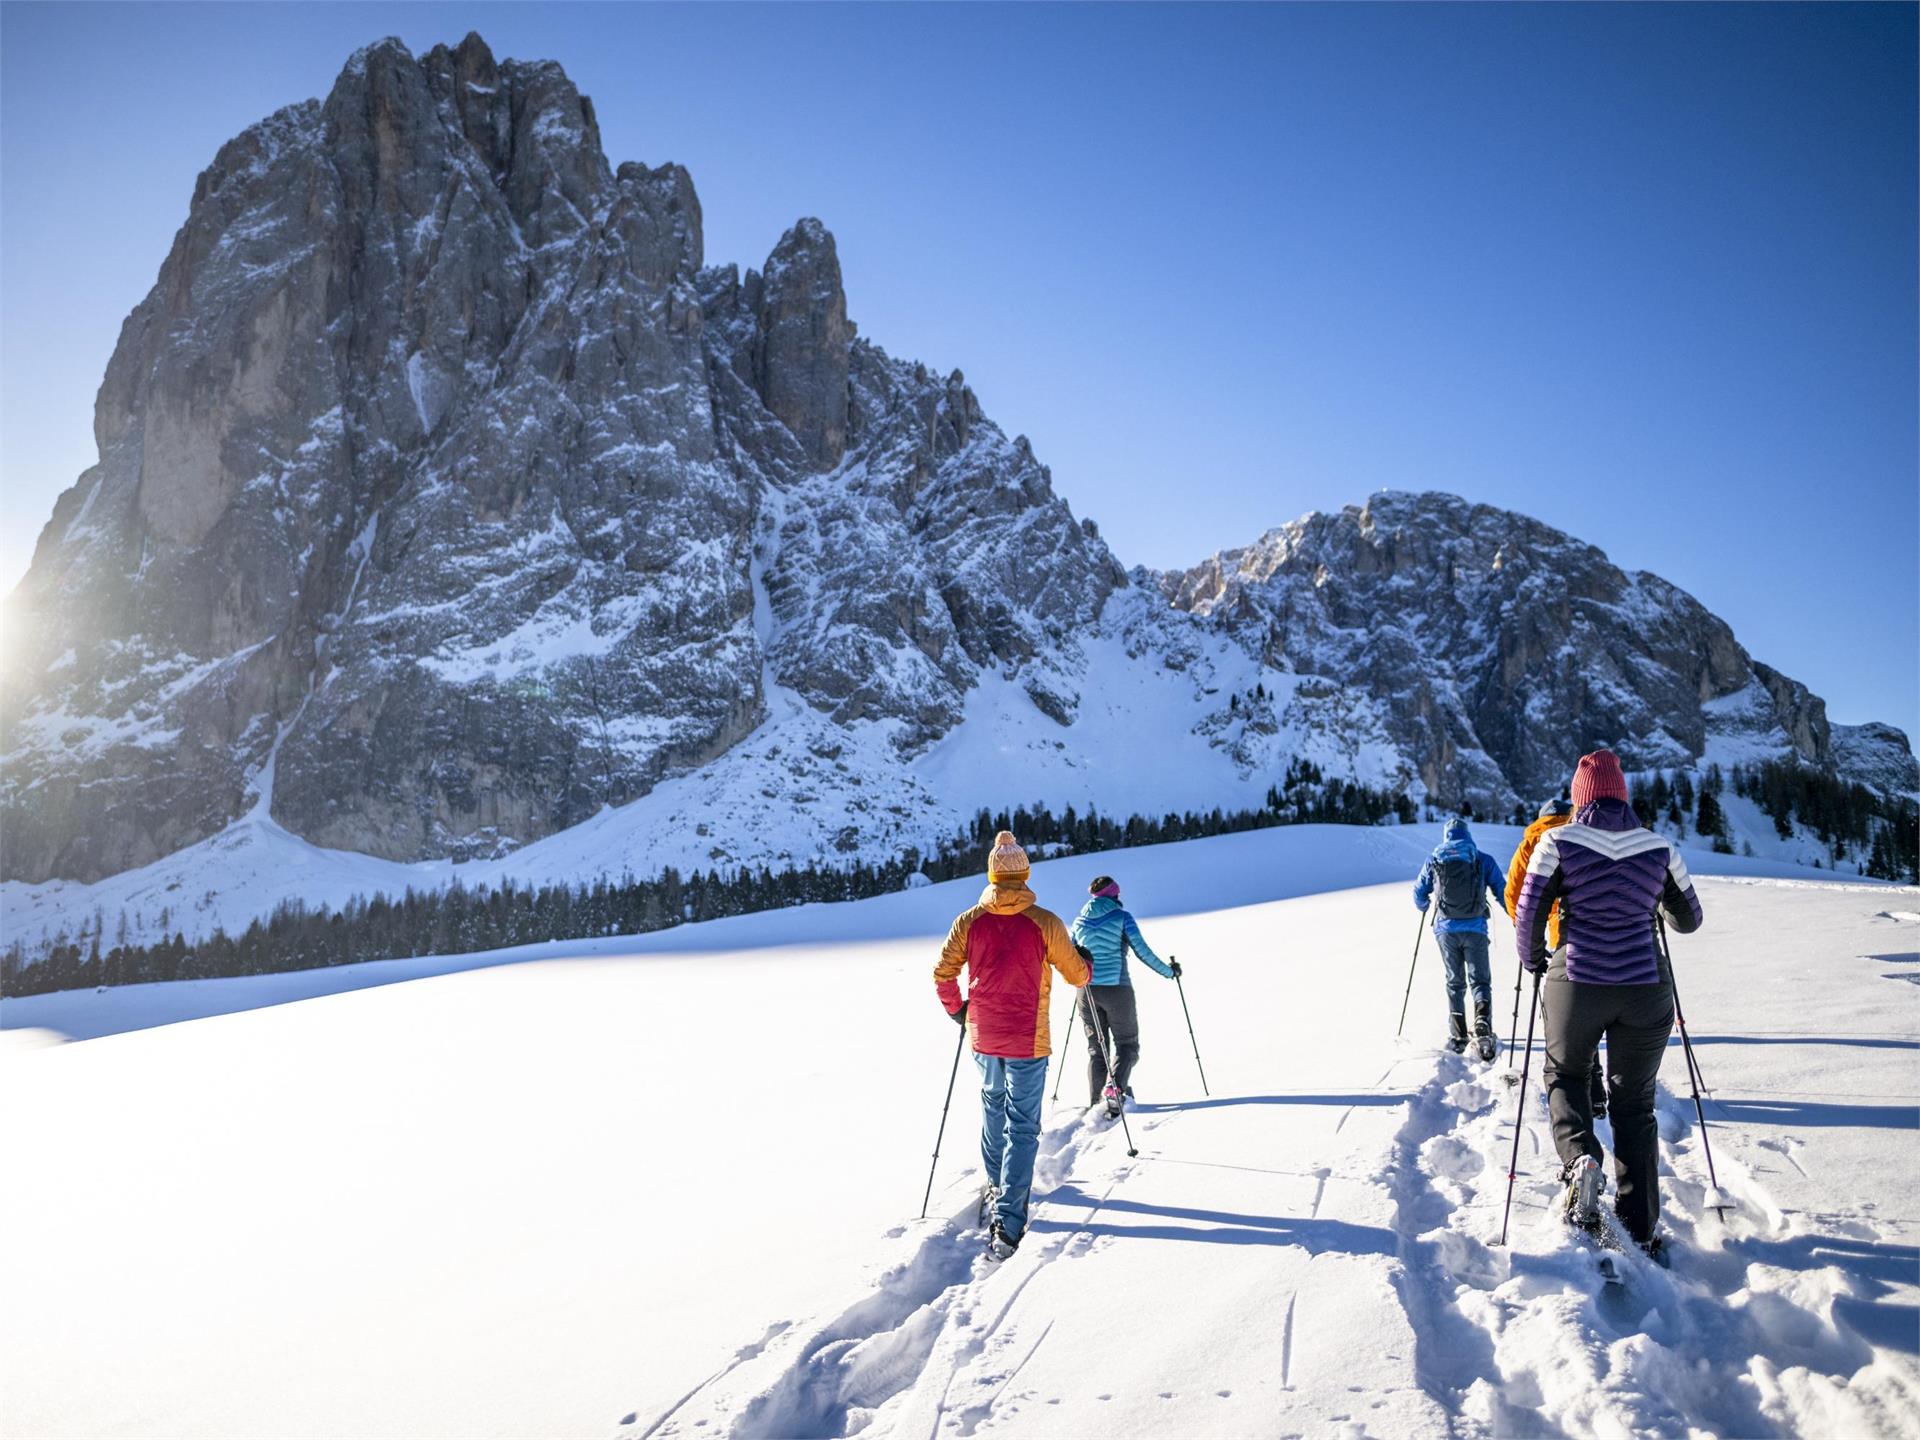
[
  {"xmin": 1070, "ymin": 896, "xmax": 1173, "ymax": 986},
  {"xmin": 1412, "ymin": 818, "xmax": 1506, "ymax": 935}
]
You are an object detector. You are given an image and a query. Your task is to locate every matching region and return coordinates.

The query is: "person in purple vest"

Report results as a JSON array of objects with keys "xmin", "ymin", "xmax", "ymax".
[{"xmin": 1514, "ymin": 749, "xmax": 1704, "ymax": 1251}]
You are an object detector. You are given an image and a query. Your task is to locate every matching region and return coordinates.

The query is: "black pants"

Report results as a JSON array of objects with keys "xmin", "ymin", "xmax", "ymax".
[
  {"xmin": 1081, "ymin": 984, "xmax": 1141, "ymax": 1104},
  {"xmin": 1538, "ymin": 981, "xmax": 1609, "ymax": 1108},
  {"xmin": 1542, "ymin": 957, "xmax": 1674, "ymax": 1242}
]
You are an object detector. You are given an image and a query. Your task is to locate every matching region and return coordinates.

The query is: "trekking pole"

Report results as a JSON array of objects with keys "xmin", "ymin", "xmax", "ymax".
[
  {"xmin": 1496, "ymin": 967, "xmax": 1544, "ymax": 1246},
  {"xmin": 920, "ymin": 1010, "xmax": 969, "ymax": 1219},
  {"xmin": 1054, "ymin": 988, "xmax": 1094, "ymax": 1103},
  {"xmin": 1656, "ymin": 913, "xmax": 1710, "ymax": 1097},
  {"xmin": 1050, "ymin": 994, "xmax": 1068, "ymax": 1102},
  {"xmin": 1505, "ymin": 907, "xmax": 1526, "ymax": 1058},
  {"xmin": 1172, "ymin": 958, "xmax": 1210, "ymax": 1096},
  {"xmin": 1396, "ymin": 908, "xmax": 1430, "ymax": 1038},
  {"xmin": 1506, "ymin": 958, "xmax": 1525, "ymax": 1057},
  {"xmin": 1100, "ymin": 1007, "xmax": 1140, "ymax": 1158},
  {"xmin": 1658, "ymin": 915, "xmax": 1727, "ymax": 1221}
]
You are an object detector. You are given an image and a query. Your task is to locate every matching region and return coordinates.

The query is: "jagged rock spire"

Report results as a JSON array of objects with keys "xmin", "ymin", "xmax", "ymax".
[{"xmin": 752, "ymin": 218, "xmax": 853, "ymax": 470}]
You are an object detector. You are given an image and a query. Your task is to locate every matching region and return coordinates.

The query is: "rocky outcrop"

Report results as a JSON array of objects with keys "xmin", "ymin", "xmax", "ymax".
[
  {"xmin": 750, "ymin": 219, "xmax": 853, "ymax": 471},
  {"xmin": 1157, "ymin": 492, "xmax": 1896, "ymax": 814},
  {"xmin": 1832, "ymin": 723, "xmax": 1920, "ymax": 798}
]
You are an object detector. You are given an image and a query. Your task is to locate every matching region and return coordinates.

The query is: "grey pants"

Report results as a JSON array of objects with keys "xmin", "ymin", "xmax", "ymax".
[
  {"xmin": 1437, "ymin": 928, "xmax": 1493, "ymax": 1026},
  {"xmin": 1542, "ymin": 957, "xmax": 1675, "ymax": 1242},
  {"xmin": 1081, "ymin": 984, "xmax": 1141, "ymax": 1104}
]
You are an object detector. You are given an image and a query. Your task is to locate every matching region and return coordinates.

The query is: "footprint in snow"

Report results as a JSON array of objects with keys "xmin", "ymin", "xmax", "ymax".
[
  {"xmin": 1420, "ymin": 1132, "xmax": 1486, "ymax": 1183},
  {"xmin": 1432, "ymin": 1227, "xmax": 1506, "ymax": 1290},
  {"xmin": 1445, "ymin": 1078, "xmax": 1494, "ymax": 1112}
]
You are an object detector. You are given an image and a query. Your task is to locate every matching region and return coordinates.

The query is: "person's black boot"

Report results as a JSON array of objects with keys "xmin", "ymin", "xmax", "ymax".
[
  {"xmin": 1473, "ymin": 1012, "xmax": 1497, "ymax": 1062},
  {"xmin": 1447, "ymin": 1010, "xmax": 1469, "ymax": 1054}
]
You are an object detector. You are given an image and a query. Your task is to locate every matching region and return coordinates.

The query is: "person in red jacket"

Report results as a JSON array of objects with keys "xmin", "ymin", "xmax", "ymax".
[{"xmin": 934, "ymin": 831, "xmax": 1090, "ymax": 1258}]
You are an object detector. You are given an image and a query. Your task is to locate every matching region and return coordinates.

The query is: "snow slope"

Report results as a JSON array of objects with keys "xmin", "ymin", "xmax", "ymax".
[{"xmin": 3, "ymin": 828, "xmax": 1915, "ymax": 1438}]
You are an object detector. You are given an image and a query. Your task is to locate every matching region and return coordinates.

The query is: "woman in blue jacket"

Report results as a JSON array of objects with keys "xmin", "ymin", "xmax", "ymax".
[{"xmin": 1070, "ymin": 876, "xmax": 1181, "ymax": 1115}]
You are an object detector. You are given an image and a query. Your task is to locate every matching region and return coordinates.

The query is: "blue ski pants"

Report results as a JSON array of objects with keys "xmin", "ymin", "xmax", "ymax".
[{"xmin": 976, "ymin": 1054, "xmax": 1047, "ymax": 1240}]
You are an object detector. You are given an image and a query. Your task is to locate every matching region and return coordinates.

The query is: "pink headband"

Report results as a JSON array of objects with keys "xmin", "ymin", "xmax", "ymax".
[{"xmin": 1094, "ymin": 881, "xmax": 1120, "ymax": 899}]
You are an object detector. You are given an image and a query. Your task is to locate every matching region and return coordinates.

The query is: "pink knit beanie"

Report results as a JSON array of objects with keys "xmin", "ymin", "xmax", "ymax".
[{"xmin": 1571, "ymin": 750, "xmax": 1629, "ymax": 808}]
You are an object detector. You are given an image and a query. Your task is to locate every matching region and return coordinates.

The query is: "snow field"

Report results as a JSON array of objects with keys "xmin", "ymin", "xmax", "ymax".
[
  {"xmin": 644, "ymin": 878, "xmax": 1919, "ymax": 1439},
  {"xmin": 2, "ymin": 827, "xmax": 1915, "ymax": 1438}
]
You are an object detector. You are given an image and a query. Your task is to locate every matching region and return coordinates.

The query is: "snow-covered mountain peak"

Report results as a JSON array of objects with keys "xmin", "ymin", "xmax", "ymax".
[{"xmin": 1, "ymin": 35, "xmax": 1911, "ymax": 925}]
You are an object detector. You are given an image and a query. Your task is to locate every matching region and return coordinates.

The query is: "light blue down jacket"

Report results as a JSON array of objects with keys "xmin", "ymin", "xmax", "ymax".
[{"xmin": 1069, "ymin": 896, "xmax": 1173, "ymax": 986}]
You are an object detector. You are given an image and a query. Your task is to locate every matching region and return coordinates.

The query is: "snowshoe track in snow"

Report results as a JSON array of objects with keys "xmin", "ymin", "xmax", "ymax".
[
  {"xmin": 640, "ymin": 1115, "xmax": 1134, "ymax": 1438},
  {"xmin": 648, "ymin": 1040, "xmax": 1919, "ymax": 1438},
  {"xmin": 1389, "ymin": 1048, "xmax": 1920, "ymax": 1437}
]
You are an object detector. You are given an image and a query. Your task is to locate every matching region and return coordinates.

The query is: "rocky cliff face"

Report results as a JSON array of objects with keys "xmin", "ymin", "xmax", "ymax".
[
  {"xmin": 3, "ymin": 35, "xmax": 1911, "ymax": 891},
  {"xmin": 1155, "ymin": 492, "xmax": 1919, "ymax": 815},
  {"xmin": 0, "ymin": 35, "xmax": 1123, "ymax": 883}
]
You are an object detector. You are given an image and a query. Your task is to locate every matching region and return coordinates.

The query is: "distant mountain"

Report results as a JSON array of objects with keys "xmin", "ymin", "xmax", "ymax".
[
  {"xmin": 3, "ymin": 34, "xmax": 1911, "ymax": 944},
  {"xmin": 1158, "ymin": 491, "xmax": 1917, "ymax": 816}
]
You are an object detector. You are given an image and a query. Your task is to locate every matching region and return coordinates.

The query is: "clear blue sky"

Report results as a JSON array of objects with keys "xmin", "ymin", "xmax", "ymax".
[{"xmin": 4, "ymin": 2, "xmax": 1915, "ymax": 733}]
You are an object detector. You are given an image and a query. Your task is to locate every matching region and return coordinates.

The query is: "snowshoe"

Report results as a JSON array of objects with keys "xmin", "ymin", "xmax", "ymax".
[
  {"xmin": 1102, "ymin": 1082, "xmax": 1123, "ymax": 1119},
  {"xmin": 1591, "ymin": 1250, "xmax": 1624, "ymax": 1288},
  {"xmin": 1564, "ymin": 1193, "xmax": 1630, "ymax": 1288},
  {"xmin": 986, "ymin": 1221, "xmax": 1020, "ymax": 1262},
  {"xmin": 1474, "ymin": 1021, "xmax": 1505, "ymax": 1067},
  {"xmin": 1639, "ymin": 1232, "xmax": 1673, "ymax": 1269},
  {"xmin": 977, "ymin": 1184, "xmax": 1000, "ymax": 1228},
  {"xmin": 1562, "ymin": 1155, "xmax": 1603, "ymax": 1229}
]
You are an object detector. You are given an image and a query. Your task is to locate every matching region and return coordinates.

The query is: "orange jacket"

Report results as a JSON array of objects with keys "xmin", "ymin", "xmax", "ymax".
[
  {"xmin": 934, "ymin": 881, "xmax": 1090, "ymax": 1058},
  {"xmin": 1505, "ymin": 813, "xmax": 1568, "ymax": 950}
]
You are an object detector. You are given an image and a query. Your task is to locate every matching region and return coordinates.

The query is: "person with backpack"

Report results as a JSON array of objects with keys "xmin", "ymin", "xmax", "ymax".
[
  {"xmin": 1069, "ymin": 875, "xmax": 1181, "ymax": 1117},
  {"xmin": 1514, "ymin": 749, "xmax": 1703, "ymax": 1251},
  {"xmin": 933, "ymin": 831, "xmax": 1090, "ymax": 1260},
  {"xmin": 1505, "ymin": 795, "xmax": 1608, "ymax": 1117},
  {"xmin": 1412, "ymin": 816, "xmax": 1507, "ymax": 1059}
]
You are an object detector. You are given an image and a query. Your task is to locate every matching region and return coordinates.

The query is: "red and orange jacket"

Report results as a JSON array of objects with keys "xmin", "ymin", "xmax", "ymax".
[
  {"xmin": 934, "ymin": 881, "xmax": 1090, "ymax": 1058},
  {"xmin": 1505, "ymin": 812, "xmax": 1568, "ymax": 950}
]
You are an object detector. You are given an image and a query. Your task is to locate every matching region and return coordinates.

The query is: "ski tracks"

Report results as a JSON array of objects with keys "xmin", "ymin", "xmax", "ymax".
[{"xmin": 1380, "ymin": 1050, "xmax": 1920, "ymax": 1437}]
